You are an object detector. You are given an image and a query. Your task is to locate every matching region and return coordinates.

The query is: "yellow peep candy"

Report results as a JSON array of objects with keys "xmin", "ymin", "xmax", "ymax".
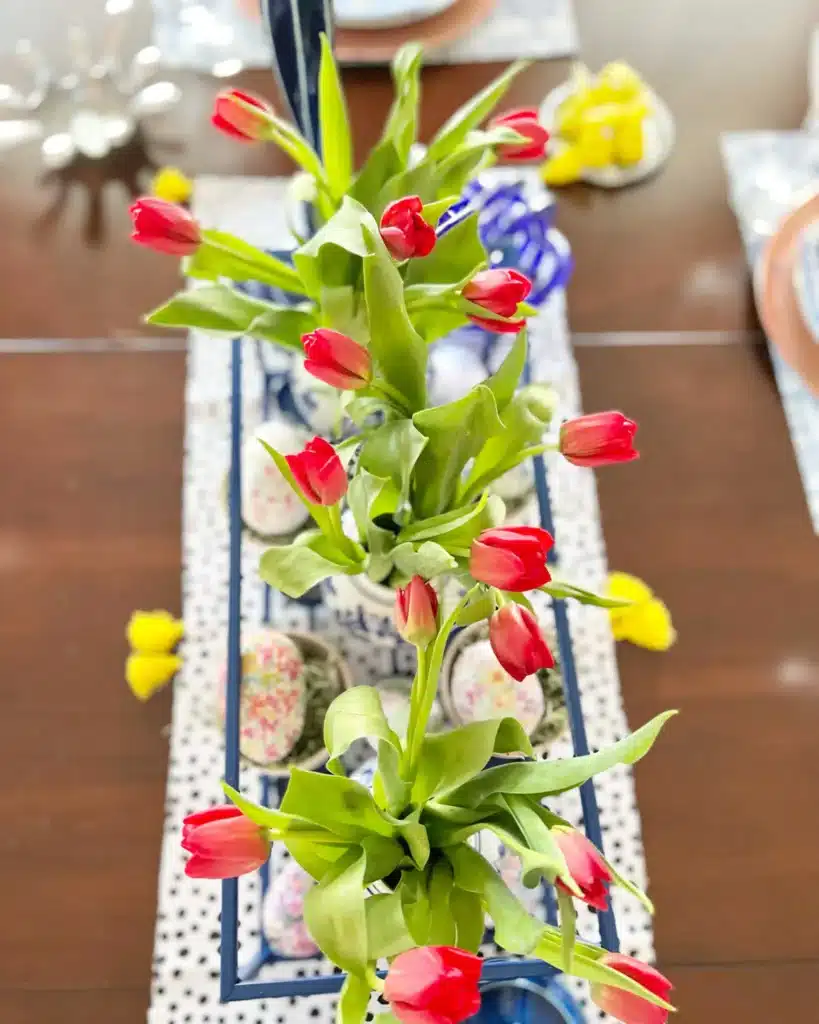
[
  {"xmin": 613, "ymin": 99, "xmax": 650, "ymax": 167},
  {"xmin": 595, "ymin": 61, "xmax": 645, "ymax": 102},
  {"xmin": 577, "ymin": 121, "xmax": 615, "ymax": 169},
  {"xmin": 126, "ymin": 653, "xmax": 182, "ymax": 701},
  {"xmin": 606, "ymin": 572, "xmax": 677, "ymax": 652},
  {"xmin": 541, "ymin": 146, "xmax": 585, "ymax": 186},
  {"xmin": 151, "ymin": 166, "xmax": 193, "ymax": 204},
  {"xmin": 127, "ymin": 609, "xmax": 185, "ymax": 654}
]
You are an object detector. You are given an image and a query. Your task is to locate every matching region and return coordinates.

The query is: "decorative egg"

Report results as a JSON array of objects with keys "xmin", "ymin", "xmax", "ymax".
[
  {"xmin": 241, "ymin": 419, "xmax": 310, "ymax": 539},
  {"xmin": 217, "ymin": 629, "xmax": 308, "ymax": 767},
  {"xmin": 262, "ymin": 858, "xmax": 319, "ymax": 958},
  {"xmin": 290, "ymin": 357, "xmax": 347, "ymax": 436},
  {"xmin": 447, "ymin": 637, "xmax": 545, "ymax": 737}
]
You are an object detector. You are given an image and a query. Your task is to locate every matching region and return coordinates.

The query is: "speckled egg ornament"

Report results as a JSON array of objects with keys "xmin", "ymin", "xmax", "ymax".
[
  {"xmin": 240, "ymin": 419, "xmax": 311, "ymax": 539},
  {"xmin": 262, "ymin": 858, "xmax": 319, "ymax": 958}
]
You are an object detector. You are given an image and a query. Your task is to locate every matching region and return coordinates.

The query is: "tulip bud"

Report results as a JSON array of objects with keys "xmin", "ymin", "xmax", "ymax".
[
  {"xmin": 467, "ymin": 313, "xmax": 527, "ymax": 334},
  {"xmin": 181, "ymin": 806, "xmax": 270, "ymax": 879},
  {"xmin": 394, "ymin": 576, "xmax": 439, "ymax": 647},
  {"xmin": 284, "ymin": 437, "xmax": 347, "ymax": 506},
  {"xmin": 553, "ymin": 826, "xmax": 613, "ymax": 911},
  {"xmin": 379, "ymin": 195, "xmax": 437, "ymax": 260},
  {"xmin": 470, "ymin": 526, "xmax": 553, "ymax": 591},
  {"xmin": 559, "ymin": 411, "xmax": 639, "ymax": 468},
  {"xmin": 491, "ymin": 108, "xmax": 550, "ymax": 161},
  {"xmin": 591, "ymin": 952, "xmax": 674, "ymax": 1024},
  {"xmin": 385, "ymin": 946, "xmax": 483, "ymax": 1024},
  {"xmin": 302, "ymin": 328, "xmax": 372, "ymax": 390},
  {"xmin": 489, "ymin": 604, "xmax": 554, "ymax": 681},
  {"xmin": 212, "ymin": 88, "xmax": 273, "ymax": 142},
  {"xmin": 129, "ymin": 198, "xmax": 201, "ymax": 256},
  {"xmin": 463, "ymin": 268, "xmax": 532, "ymax": 317}
]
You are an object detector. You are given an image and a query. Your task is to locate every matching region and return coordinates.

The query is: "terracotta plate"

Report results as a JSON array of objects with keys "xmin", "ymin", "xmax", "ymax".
[
  {"xmin": 335, "ymin": 0, "xmax": 496, "ymax": 63},
  {"xmin": 756, "ymin": 191, "xmax": 819, "ymax": 396}
]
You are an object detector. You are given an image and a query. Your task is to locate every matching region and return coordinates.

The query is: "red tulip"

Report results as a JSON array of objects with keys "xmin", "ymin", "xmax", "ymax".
[
  {"xmin": 470, "ymin": 526, "xmax": 553, "ymax": 591},
  {"xmin": 129, "ymin": 198, "xmax": 201, "ymax": 256},
  {"xmin": 302, "ymin": 328, "xmax": 372, "ymax": 390},
  {"xmin": 553, "ymin": 827, "xmax": 613, "ymax": 911},
  {"xmin": 591, "ymin": 953, "xmax": 673, "ymax": 1024},
  {"xmin": 559, "ymin": 412, "xmax": 639, "ymax": 468},
  {"xmin": 385, "ymin": 946, "xmax": 482, "ymax": 1024},
  {"xmin": 467, "ymin": 313, "xmax": 527, "ymax": 334},
  {"xmin": 394, "ymin": 576, "xmax": 439, "ymax": 646},
  {"xmin": 489, "ymin": 604, "xmax": 554, "ymax": 681},
  {"xmin": 380, "ymin": 196, "xmax": 437, "ymax": 260},
  {"xmin": 463, "ymin": 268, "xmax": 532, "ymax": 317},
  {"xmin": 181, "ymin": 806, "xmax": 270, "ymax": 879},
  {"xmin": 212, "ymin": 88, "xmax": 273, "ymax": 142},
  {"xmin": 285, "ymin": 437, "xmax": 347, "ymax": 505},
  {"xmin": 491, "ymin": 108, "xmax": 550, "ymax": 161}
]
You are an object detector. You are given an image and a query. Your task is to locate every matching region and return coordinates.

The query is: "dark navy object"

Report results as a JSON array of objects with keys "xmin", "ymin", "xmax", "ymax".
[
  {"xmin": 261, "ymin": 0, "xmax": 331, "ymax": 148},
  {"xmin": 473, "ymin": 979, "xmax": 586, "ymax": 1024}
]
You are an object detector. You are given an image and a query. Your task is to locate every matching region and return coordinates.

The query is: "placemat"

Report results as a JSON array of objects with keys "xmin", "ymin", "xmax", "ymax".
[
  {"xmin": 152, "ymin": 0, "xmax": 578, "ymax": 69},
  {"xmin": 721, "ymin": 132, "xmax": 819, "ymax": 534},
  {"xmin": 147, "ymin": 172, "xmax": 655, "ymax": 1024}
]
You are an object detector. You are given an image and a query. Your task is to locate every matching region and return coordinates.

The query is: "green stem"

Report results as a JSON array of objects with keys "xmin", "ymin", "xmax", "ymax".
[
  {"xmin": 406, "ymin": 586, "xmax": 480, "ymax": 781},
  {"xmin": 365, "ymin": 965, "xmax": 385, "ymax": 993},
  {"xmin": 403, "ymin": 645, "xmax": 428, "ymax": 776},
  {"xmin": 370, "ymin": 380, "xmax": 412, "ymax": 416}
]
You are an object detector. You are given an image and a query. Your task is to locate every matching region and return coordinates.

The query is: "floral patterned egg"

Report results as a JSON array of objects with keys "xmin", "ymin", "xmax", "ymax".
[
  {"xmin": 217, "ymin": 630, "xmax": 307, "ymax": 766},
  {"xmin": 262, "ymin": 858, "xmax": 319, "ymax": 958},
  {"xmin": 241, "ymin": 419, "xmax": 310, "ymax": 538},
  {"xmin": 448, "ymin": 638, "xmax": 545, "ymax": 737}
]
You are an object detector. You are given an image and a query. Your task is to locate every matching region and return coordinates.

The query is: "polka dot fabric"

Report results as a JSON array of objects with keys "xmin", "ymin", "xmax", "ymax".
[{"xmin": 148, "ymin": 173, "xmax": 655, "ymax": 1024}]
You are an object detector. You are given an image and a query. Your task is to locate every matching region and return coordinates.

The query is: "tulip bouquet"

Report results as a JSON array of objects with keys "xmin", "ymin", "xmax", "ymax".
[
  {"xmin": 134, "ymin": 41, "xmax": 549, "ymax": 355},
  {"xmin": 135, "ymin": 34, "xmax": 677, "ymax": 1024}
]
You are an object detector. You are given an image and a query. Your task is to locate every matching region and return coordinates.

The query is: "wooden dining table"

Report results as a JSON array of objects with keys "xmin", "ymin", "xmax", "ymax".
[{"xmin": 1, "ymin": 1, "xmax": 818, "ymax": 1021}]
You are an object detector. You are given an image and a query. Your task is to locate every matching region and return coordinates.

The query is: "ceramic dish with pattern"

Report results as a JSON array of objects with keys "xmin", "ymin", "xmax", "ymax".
[
  {"xmin": 440, "ymin": 620, "xmax": 567, "ymax": 753},
  {"xmin": 216, "ymin": 630, "xmax": 353, "ymax": 775},
  {"xmin": 334, "ymin": 0, "xmax": 459, "ymax": 30},
  {"xmin": 540, "ymin": 80, "xmax": 675, "ymax": 189}
]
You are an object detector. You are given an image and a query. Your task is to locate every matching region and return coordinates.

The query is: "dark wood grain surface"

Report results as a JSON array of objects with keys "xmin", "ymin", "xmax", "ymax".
[{"xmin": 1, "ymin": 0, "xmax": 818, "ymax": 1021}]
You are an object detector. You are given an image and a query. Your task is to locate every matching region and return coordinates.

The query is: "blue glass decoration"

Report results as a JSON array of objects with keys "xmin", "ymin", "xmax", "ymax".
[{"xmin": 260, "ymin": 0, "xmax": 330, "ymax": 147}]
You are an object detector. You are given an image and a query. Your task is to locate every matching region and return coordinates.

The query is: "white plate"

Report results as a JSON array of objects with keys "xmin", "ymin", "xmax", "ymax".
[
  {"xmin": 539, "ymin": 80, "xmax": 675, "ymax": 189},
  {"xmin": 333, "ymin": 0, "xmax": 458, "ymax": 30}
]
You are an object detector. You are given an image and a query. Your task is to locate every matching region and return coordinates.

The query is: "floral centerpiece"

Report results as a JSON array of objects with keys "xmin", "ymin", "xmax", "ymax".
[{"xmin": 132, "ymin": 37, "xmax": 676, "ymax": 1024}]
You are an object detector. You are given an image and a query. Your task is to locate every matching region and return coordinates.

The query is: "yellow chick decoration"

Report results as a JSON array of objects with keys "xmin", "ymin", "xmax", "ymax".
[
  {"xmin": 150, "ymin": 166, "xmax": 194, "ymax": 205},
  {"xmin": 125, "ymin": 609, "xmax": 184, "ymax": 699},
  {"xmin": 127, "ymin": 653, "xmax": 183, "ymax": 701},
  {"xmin": 606, "ymin": 572, "xmax": 677, "ymax": 652},
  {"xmin": 542, "ymin": 62, "xmax": 654, "ymax": 187},
  {"xmin": 127, "ymin": 609, "xmax": 185, "ymax": 654}
]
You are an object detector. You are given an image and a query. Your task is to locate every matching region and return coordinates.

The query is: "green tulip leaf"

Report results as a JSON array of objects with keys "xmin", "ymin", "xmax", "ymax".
[
  {"xmin": 411, "ymin": 385, "xmax": 504, "ymax": 519},
  {"xmin": 185, "ymin": 230, "xmax": 305, "ymax": 293},
  {"xmin": 337, "ymin": 972, "xmax": 372, "ymax": 1024},
  {"xmin": 374, "ymin": 739, "xmax": 411, "ymax": 817},
  {"xmin": 542, "ymin": 579, "xmax": 634, "ymax": 610},
  {"xmin": 449, "ymin": 885, "xmax": 485, "ymax": 953},
  {"xmin": 483, "ymin": 329, "xmax": 529, "ymax": 413},
  {"xmin": 534, "ymin": 930, "xmax": 676, "ymax": 1013},
  {"xmin": 397, "ymin": 869, "xmax": 432, "ymax": 945},
  {"xmin": 556, "ymin": 889, "xmax": 577, "ymax": 972},
  {"xmin": 324, "ymin": 686, "xmax": 403, "ymax": 776},
  {"xmin": 361, "ymin": 221, "xmax": 428, "ymax": 413},
  {"xmin": 426, "ymin": 60, "xmax": 529, "ymax": 161},
  {"xmin": 284, "ymin": 836, "xmax": 349, "ymax": 880},
  {"xmin": 448, "ymin": 843, "xmax": 543, "ymax": 953},
  {"xmin": 365, "ymin": 892, "xmax": 416, "ymax": 961},
  {"xmin": 281, "ymin": 768, "xmax": 398, "ymax": 840},
  {"xmin": 259, "ymin": 540, "xmax": 357, "ymax": 598},
  {"xmin": 304, "ymin": 848, "xmax": 368, "ymax": 974},
  {"xmin": 404, "ymin": 206, "xmax": 486, "ymax": 288},
  {"xmin": 147, "ymin": 284, "xmax": 299, "ymax": 340},
  {"xmin": 412, "ymin": 718, "xmax": 533, "ymax": 805},
  {"xmin": 319, "ymin": 34, "xmax": 353, "ymax": 198},
  {"xmin": 427, "ymin": 859, "xmax": 457, "ymax": 946},
  {"xmin": 361, "ymin": 835, "xmax": 405, "ymax": 884},
  {"xmin": 397, "ymin": 491, "xmax": 491, "ymax": 544},
  {"xmin": 391, "ymin": 541, "xmax": 457, "ymax": 581},
  {"xmin": 360, "ymin": 420, "xmax": 428, "ymax": 504},
  {"xmin": 443, "ymin": 712, "xmax": 678, "ymax": 806}
]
